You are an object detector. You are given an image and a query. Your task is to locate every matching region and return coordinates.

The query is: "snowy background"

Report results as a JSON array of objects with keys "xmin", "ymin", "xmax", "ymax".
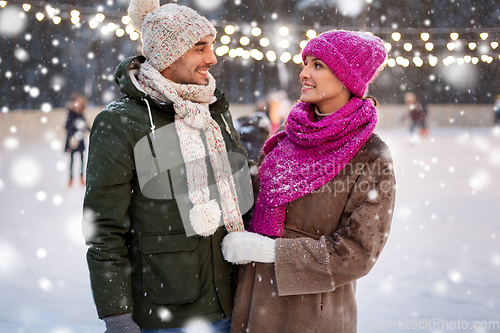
[{"xmin": 1, "ymin": 125, "xmax": 499, "ymax": 332}]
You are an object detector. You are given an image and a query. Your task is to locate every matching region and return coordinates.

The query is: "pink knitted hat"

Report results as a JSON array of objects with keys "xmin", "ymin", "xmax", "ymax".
[
  {"xmin": 128, "ymin": 1, "xmax": 216, "ymax": 72},
  {"xmin": 302, "ymin": 30, "xmax": 387, "ymax": 98}
]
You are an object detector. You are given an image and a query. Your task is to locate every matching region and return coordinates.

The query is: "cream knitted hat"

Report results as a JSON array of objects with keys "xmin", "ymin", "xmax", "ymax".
[{"xmin": 128, "ymin": 0, "xmax": 217, "ymax": 72}]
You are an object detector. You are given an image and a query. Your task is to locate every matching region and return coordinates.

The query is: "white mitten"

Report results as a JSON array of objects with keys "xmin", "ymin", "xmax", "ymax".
[{"xmin": 221, "ymin": 231, "xmax": 275, "ymax": 264}]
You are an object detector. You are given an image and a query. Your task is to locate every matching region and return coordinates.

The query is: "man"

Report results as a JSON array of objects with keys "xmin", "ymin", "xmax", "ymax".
[{"xmin": 83, "ymin": 1, "xmax": 252, "ymax": 332}]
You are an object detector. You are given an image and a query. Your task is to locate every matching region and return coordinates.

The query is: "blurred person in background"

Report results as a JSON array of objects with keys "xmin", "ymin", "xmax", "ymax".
[
  {"xmin": 404, "ymin": 91, "xmax": 428, "ymax": 138},
  {"xmin": 234, "ymin": 99, "xmax": 271, "ymax": 162},
  {"xmin": 64, "ymin": 92, "xmax": 90, "ymax": 187},
  {"xmin": 493, "ymin": 94, "xmax": 500, "ymax": 125},
  {"xmin": 268, "ymin": 90, "xmax": 291, "ymax": 134}
]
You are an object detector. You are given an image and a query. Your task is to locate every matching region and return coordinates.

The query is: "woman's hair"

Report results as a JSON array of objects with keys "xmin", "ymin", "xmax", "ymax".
[{"xmin": 362, "ymin": 95, "xmax": 379, "ymax": 107}]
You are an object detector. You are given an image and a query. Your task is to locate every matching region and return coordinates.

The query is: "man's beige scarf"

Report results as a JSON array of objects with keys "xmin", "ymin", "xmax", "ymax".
[{"xmin": 138, "ymin": 60, "xmax": 244, "ymax": 236}]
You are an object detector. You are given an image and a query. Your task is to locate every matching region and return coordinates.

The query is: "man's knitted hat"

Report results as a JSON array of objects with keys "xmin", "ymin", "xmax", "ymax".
[
  {"xmin": 302, "ymin": 30, "xmax": 387, "ymax": 98},
  {"xmin": 128, "ymin": 0, "xmax": 216, "ymax": 72}
]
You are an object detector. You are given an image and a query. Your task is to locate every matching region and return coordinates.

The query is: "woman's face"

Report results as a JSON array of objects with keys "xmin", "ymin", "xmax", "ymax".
[{"xmin": 299, "ymin": 55, "xmax": 351, "ymax": 114}]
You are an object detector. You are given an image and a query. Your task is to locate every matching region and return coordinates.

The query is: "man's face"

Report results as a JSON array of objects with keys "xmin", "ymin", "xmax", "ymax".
[{"xmin": 161, "ymin": 35, "xmax": 217, "ymax": 85}]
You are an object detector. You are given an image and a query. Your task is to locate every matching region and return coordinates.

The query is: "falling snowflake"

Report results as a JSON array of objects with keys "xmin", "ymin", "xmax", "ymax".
[
  {"xmin": 193, "ymin": 0, "xmax": 223, "ymax": 11},
  {"xmin": 14, "ymin": 48, "xmax": 29, "ymax": 62},
  {"xmin": 0, "ymin": 7, "xmax": 26, "ymax": 36},
  {"xmin": 10, "ymin": 157, "xmax": 41, "ymax": 187}
]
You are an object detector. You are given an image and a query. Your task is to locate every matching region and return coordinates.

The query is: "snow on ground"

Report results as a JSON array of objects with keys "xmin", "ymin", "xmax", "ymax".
[
  {"xmin": 0, "ymin": 127, "xmax": 499, "ymax": 333},
  {"xmin": 357, "ymin": 127, "xmax": 500, "ymax": 333}
]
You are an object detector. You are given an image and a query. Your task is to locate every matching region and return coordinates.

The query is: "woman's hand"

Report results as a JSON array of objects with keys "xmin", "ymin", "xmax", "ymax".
[{"xmin": 221, "ymin": 231, "xmax": 275, "ymax": 264}]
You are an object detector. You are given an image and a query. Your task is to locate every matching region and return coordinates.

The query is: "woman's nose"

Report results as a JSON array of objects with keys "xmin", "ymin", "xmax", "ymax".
[{"xmin": 299, "ymin": 67, "xmax": 309, "ymax": 80}]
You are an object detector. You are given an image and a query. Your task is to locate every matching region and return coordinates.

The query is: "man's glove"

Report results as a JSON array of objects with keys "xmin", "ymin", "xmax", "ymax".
[
  {"xmin": 221, "ymin": 231, "xmax": 275, "ymax": 264},
  {"xmin": 103, "ymin": 313, "xmax": 141, "ymax": 333}
]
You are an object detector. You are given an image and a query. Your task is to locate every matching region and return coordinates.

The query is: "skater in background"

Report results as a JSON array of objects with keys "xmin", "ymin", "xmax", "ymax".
[
  {"xmin": 404, "ymin": 92, "xmax": 428, "ymax": 137},
  {"xmin": 222, "ymin": 30, "xmax": 396, "ymax": 333},
  {"xmin": 493, "ymin": 94, "xmax": 500, "ymax": 125},
  {"xmin": 64, "ymin": 92, "xmax": 90, "ymax": 186}
]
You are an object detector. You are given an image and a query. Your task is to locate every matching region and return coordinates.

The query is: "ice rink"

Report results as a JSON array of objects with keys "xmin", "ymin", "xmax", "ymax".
[{"xmin": 1, "ymin": 126, "xmax": 499, "ymax": 333}]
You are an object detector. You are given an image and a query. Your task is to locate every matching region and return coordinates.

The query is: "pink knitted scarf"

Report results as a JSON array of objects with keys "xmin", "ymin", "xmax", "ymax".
[{"xmin": 249, "ymin": 97, "xmax": 378, "ymax": 237}]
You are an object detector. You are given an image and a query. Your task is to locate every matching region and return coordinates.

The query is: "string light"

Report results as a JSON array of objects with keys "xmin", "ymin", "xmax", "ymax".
[
  {"xmin": 239, "ymin": 36, "xmax": 250, "ymax": 46},
  {"xmin": 306, "ymin": 29, "xmax": 316, "ymax": 39},
  {"xmin": 4, "ymin": 1, "xmax": 500, "ymax": 67},
  {"xmin": 130, "ymin": 31, "xmax": 139, "ymax": 41},
  {"xmin": 280, "ymin": 52, "xmax": 292, "ymax": 63},
  {"xmin": 251, "ymin": 27, "xmax": 261, "ymax": 37},
  {"xmin": 95, "ymin": 13, "xmax": 105, "ymax": 22},
  {"xmin": 45, "ymin": 5, "xmax": 55, "ymax": 17},
  {"xmin": 122, "ymin": 16, "xmax": 131, "ymax": 25},
  {"xmin": 429, "ymin": 56, "xmax": 438, "ymax": 67},
  {"xmin": 266, "ymin": 50, "xmax": 277, "ymax": 62},
  {"xmin": 279, "ymin": 26, "xmax": 289, "ymax": 36},
  {"xmin": 279, "ymin": 39, "xmax": 289, "ymax": 48},
  {"xmin": 260, "ymin": 38, "xmax": 270, "ymax": 47},
  {"xmin": 413, "ymin": 57, "xmax": 423, "ymax": 67},
  {"xmin": 125, "ymin": 25, "xmax": 135, "ymax": 35},
  {"xmin": 216, "ymin": 45, "xmax": 229, "ymax": 57},
  {"xmin": 89, "ymin": 20, "xmax": 98, "ymax": 29},
  {"xmin": 116, "ymin": 28, "xmax": 125, "ymax": 37},
  {"xmin": 220, "ymin": 35, "xmax": 231, "ymax": 45},
  {"xmin": 224, "ymin": 25, "xmax": 235, "ymax": 35},
  {"xmin": 250, "ymin": 49, "xmax": 263, "ymax": 60}
]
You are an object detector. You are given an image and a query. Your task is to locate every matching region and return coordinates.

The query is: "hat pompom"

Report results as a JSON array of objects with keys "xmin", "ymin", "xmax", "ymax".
[{"xmin": 128, "ymin": 0, "xmax": 160, "ymax": 31}]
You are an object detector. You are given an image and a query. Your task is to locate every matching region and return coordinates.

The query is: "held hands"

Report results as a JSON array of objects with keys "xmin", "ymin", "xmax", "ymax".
[{"xmin": 221, "ymin": 231, "xmax": 275, "ymax": 264}]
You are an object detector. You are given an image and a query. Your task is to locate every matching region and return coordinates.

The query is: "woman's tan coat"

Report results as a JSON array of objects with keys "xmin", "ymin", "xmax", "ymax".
[{"xmin": 230, "ymin": 133, "xmax": 396, "ymax": 333}]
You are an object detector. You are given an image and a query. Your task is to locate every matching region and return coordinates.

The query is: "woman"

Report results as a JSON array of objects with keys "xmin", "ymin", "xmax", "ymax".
[
  {"xmin": 222, "ymin": 30, "xmax": 396, "ymax": 333},
  {"xmin": 64, "ymin": 92, "xmax": 90, "ymax": 186}
]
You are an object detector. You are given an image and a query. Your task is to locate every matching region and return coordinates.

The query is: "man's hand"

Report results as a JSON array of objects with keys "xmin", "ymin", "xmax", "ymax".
[{"xmin": 221, "ymin": 231, "xmax": 275, "ymax": 264}]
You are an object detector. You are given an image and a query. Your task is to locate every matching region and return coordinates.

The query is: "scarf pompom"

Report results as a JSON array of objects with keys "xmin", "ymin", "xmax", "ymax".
[{"xmin": 190, "ymin": 200, "xmax": 221, "ymax": 236}]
